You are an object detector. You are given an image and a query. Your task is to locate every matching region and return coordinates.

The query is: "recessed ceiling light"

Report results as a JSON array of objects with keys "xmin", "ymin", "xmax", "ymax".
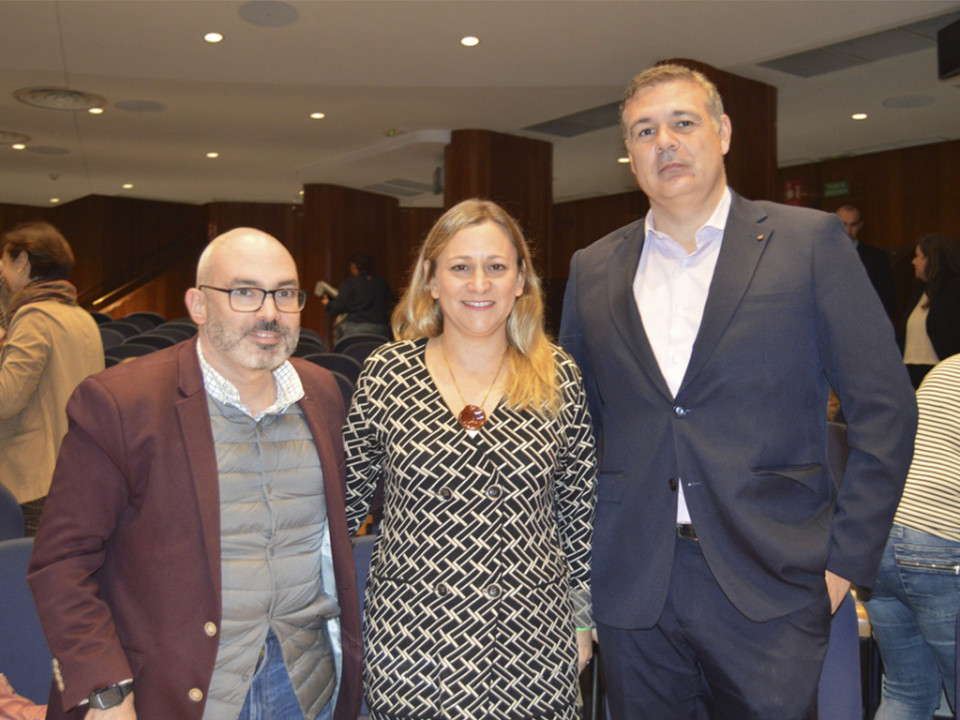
[
  {"xmin": 12, "ymin": 143, "xmax": 26, "ymax": 150},
  {"xmin": 88, "ymin": 107, "xmax": 104, "ymax": 115},
  {"xmin": 122, "ymin": 183, "xmax": 134, "ymax": 190},
  {"xmin": 851, "ymin": 113, "xmax": 868, "ymax": 120},
  {"xmin": 617, "ymin": 157, "xmax": 630, "ymax": 164},
  {"xmin": 204, "ymin": 32, "xmax": 224, "ymax": 43},
  {"xmin": 310, "ymin": 112, "xmax": 325, "ymax": 119},
  {"xmin": 460, "ymin": 36, "xmax": 480, "ymax": 47},
  {"xmin": 50, "ymin": 198, "xmax": 60, "ymax": 204},
  {"xmin": 206, "ymin": 152, "xmax": 219, "ymax": 159}
]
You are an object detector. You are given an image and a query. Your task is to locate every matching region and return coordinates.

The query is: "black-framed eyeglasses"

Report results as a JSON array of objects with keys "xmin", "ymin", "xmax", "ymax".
[{"xmin": 198, "ymin": 285, "xmax": 307, "ymax": 313}]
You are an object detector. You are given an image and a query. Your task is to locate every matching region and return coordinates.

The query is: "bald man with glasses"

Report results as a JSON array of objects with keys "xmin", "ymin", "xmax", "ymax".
[{"xmin": 29, "ymin": 228, "xmax": 361, "ymax": 720}]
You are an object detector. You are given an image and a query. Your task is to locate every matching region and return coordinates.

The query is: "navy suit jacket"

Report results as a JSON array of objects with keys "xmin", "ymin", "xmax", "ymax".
[{"xmin": 560, "ymin": 193, "xmax": 916, "ymax": 627}]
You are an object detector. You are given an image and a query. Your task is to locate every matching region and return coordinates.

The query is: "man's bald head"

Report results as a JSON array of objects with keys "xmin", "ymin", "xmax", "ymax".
[{"xmin": 196, "ymin": 227, "xmax": 295, "ymax": 286}]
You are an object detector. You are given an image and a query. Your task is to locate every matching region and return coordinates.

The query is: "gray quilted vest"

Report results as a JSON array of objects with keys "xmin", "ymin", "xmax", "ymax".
[{"xmin": 202, "ymin": 395, "xmax": 339, "ymax": 720}]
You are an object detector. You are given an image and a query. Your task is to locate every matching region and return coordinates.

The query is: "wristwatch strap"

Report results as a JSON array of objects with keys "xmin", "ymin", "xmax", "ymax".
[{"xmin": 88, "ymin": 683, "xmax": 133, "ymax": 710}]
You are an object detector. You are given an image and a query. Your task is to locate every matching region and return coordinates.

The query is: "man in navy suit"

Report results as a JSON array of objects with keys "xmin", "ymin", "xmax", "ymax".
[
  {"xmin": 560, "ymin": 64, "xmax": 916, "ymax": 719},
  {"xmin": 835, "ymin": 204, "xmax": 897, "ymax": 316}
]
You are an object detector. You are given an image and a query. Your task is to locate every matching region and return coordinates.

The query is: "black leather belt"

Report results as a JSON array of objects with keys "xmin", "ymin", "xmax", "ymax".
[{"xmin": 676, "ymin": 523, "xmax": 698, "ymax": 541}]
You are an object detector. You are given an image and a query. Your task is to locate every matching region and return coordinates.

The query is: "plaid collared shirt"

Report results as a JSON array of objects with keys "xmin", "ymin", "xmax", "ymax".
[{"xmin": 196, "ymin": 341, "xmax": 304, "ymax": 420}]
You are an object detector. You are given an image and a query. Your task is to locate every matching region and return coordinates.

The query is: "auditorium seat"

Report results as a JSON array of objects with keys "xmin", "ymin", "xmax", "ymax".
[{"xmin": 0, "ymin": 537, "xmax": 52, "ymax": 704}]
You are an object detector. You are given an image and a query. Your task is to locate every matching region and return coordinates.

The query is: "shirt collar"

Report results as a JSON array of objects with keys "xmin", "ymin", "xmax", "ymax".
[
  {"xmin": 644, "ymin": 186, "xmax": 732, "ymax": 253},
  {"xmin": 196, "ymin": 339, "xmax": 304, "ymax": 420}
]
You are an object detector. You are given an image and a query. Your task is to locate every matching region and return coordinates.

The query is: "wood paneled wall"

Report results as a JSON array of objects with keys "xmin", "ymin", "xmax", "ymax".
[
  {"xmin": 301, "ymin": 184, "xmax": 401, "ymax": 341},
  {"xmin": 776, "ymin": 139, "xmax": 960, "ymax": 247},
  {"xmin": 776, "ymin": 138, "xmax": 960, "ymax": 321},
  {"xmin": 396, "ymin": 206, "xmax": 444, "ymax": 289},
  {"xmin": 664, "ymin": 59, "xmax": 778, "ymax": 203},
  {"xmin": 444, "ymin": 129, "xmax": 553, "ymax": 263}
]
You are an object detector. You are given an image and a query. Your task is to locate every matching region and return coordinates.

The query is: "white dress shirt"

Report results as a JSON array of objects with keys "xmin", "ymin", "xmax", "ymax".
[
  {"xmin": 903, "ymin": 293, "xmax": 940, "ymax": 365},
  {"xmin": 633, "ymin": 187, "xmax": 732, "ymax": 523}
]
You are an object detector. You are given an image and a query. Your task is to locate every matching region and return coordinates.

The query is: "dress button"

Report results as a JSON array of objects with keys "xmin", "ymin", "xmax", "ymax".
[
  {"xmin": 485, "ymin": 584, "xmax": 501, "ymax": 598},
  {"xmin": 439, "ymin": 487, "xmax": 453, "ymax": 500},
  {"xmin": 204, "ymin": 622, "xmax": 217, "ymax": 637},
  {"xmin": 673, "ymin": 405, "xmax": 687, "ymax": 417},
  {"xmin": 668, "ymin": 478, "xmax": 678, "ymax": 492},
  {"xmin": 436, "ymin": 583, "xmax": 449, "ymax": 596},
  {"xmin": 189, "ymin": 688, "xmax": 204, "ymax": 702},
  {"xmin": 485, "ymin": 485, "xmax": 501, "ymax": 499}
]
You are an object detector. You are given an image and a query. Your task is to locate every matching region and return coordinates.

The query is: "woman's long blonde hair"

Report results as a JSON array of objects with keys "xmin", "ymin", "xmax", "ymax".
[{"xmin": 392, "ymin": 198, "xmax": 560, "ymax": 415}]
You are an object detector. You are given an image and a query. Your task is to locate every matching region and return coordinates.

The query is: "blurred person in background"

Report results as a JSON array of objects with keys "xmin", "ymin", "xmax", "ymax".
[
  {"xmin": 0, "ymin": 222, "xmax": 103, "ymax": 534},
  {"xmin": 321, "ymin": 254, "xmax": 393, "ymax": 342},
  {"xmin": 902, "ymin": 233, "xmax": 960, "ymax": 388}
]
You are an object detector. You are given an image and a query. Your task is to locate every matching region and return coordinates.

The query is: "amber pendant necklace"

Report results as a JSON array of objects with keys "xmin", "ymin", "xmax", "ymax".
[{"xmin": 441, "ymin": 342, "xmax": 504, "ymax": 437}]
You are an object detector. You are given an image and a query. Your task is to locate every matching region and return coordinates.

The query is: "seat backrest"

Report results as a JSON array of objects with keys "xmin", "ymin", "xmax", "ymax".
[
  {"xmin": 0, "ymin": 537, "xmax": 52, "ymax": 704},
  {"xmin": 99, "ymin": 326, "xmax": 126, "ymax": 351},
  {"xmin": 152, "ymin": 324, "xmax": 196, "ymax": 341},
  {"xmin": 117, "ymin": 315, "xmax": 157, "ymax": 334},
  {"xmin": 100, "ymin": 320, "xmax": 141, "ymax": 339},
  {"xmin": 292, "ymin": 336, "xmax": 328, "ymax": 358},
  {"xmin": 302, "ymin": 353, "xmax": 363, "ymax": 383},
  {"xmin": 817, "ymin": 593, "xmax": 862, "ymax": 720},
  {"xmin": 126, "ymin": 333, "xmax": 177, "ymax": 350},
  {"xmin": 0, "ymin": 484, "xmax": 25, "ymax": 541},
  {"xmin": 333, "ymin": 333, "xmax": 388, "ymax": 354},
  {"xmin": 122, "ymin": 311, "xmax": 166, "ymax": 328},
  {"xmin": 340, "ymin": 341, "xmax": 382, "ymax": 366},
  {"xmin": 328, "ymin": 370, "xmax": 355, "ymax": 409}
]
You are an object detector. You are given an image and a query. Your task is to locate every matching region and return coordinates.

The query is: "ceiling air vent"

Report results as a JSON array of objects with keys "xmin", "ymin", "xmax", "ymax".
[
  {"xmin": 524, "ymin": 101, "xmax": 621, "ymax": 138},
  {"xmin": 14, "ymin": 87, "xmax": 106, "ymax": 111},
  {"xmin": 759, "ymin": 9, "xmax": 960, "ymax": 78},
  {"xmin": 364, "ymin": 178, "xmax": 435, "ymax": 198}
]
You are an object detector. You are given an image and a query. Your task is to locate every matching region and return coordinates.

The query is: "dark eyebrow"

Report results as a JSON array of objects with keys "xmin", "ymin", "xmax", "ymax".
[{"xmin": 630, "ymin": 109, "xmax": 702, "ymax": 129}]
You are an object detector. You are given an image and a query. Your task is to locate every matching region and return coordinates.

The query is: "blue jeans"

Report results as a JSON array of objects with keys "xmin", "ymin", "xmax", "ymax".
[
  {"xmin": 864, "ymin": 524, "xmax": 960, "ymax": 720},
  {"xmin": 238, "ymin": 629, "xmax": 334, "ymax": 720}
]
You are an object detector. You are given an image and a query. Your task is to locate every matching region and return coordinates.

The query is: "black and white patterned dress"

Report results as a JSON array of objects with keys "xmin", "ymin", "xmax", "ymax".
[{"xmin": 344, "ymin": 338, "xmax": 597, "ymax": 720}]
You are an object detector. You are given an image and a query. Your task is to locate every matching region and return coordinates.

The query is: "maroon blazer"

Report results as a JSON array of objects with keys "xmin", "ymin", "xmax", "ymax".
[{"xmin": 28, "ymin": 339, "xmax": 361, "ymax": 720}]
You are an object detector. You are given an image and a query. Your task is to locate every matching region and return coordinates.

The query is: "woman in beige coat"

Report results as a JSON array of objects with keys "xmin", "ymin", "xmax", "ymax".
[{"xmin": 0, "ymin": 222, "xmax": 104, "ymax": 534}]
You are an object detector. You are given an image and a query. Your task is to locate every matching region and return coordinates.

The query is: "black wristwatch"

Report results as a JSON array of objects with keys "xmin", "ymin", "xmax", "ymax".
[{"xmin": 88, "ymin": 683, "xmax": 133, "ymax": 710}]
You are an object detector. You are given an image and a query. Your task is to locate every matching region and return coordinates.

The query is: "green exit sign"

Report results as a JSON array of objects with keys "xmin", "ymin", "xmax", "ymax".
[{"xmin": 823, "ymin": 181, "xmax": 850, "ymax": 198}]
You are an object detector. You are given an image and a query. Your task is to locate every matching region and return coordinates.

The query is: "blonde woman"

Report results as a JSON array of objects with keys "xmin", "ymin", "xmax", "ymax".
[{"xmin": 344, "ymin": 199, "xmax": 597, "ymax": 720}]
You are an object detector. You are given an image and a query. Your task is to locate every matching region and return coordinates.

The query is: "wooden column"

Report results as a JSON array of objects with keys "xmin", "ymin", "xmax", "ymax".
[
  {"xmin": 300, "ymin": 184, "xmax": 400, "ymax": 342},
  {"xmin": 444, "ymin": 129, "xmax": 553, "ymax": 264},
  {"xmin": 664, "ymin": 58, "xmax": 778, "ymax": 202}
]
